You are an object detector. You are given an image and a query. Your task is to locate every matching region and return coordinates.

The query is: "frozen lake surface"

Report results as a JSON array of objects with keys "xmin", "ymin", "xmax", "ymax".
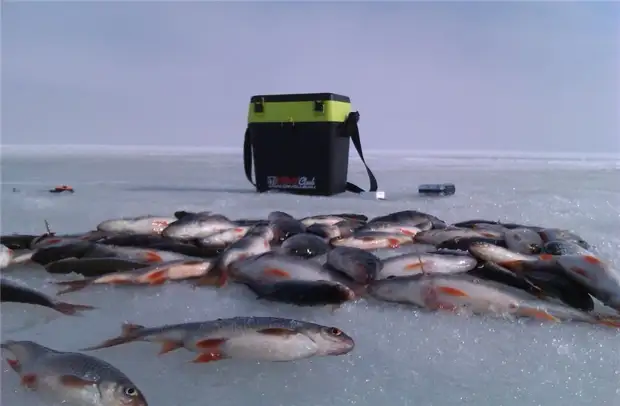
[{"xmin": 1, "ymin": 147, "xmax": 619, "ymax": 406}]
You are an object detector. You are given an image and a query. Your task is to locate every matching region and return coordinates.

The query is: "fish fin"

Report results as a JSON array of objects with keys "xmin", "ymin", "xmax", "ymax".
[
  {"xmin": 191, "ymin": 352, "xmax": 225, "ymax": 363},
  {"xmin": 387, "ymin": 238, "xmax": 401, "ymax": 248},
  {"xmin": 423, "ymin": 286, "xmax": 459, "ymax": 311},
  {"xmin": 538, "ymin": 254, "xmax": 555, "ymax": 261},
  {"xmin": 195, "ymin": 338, "xmax": 227, "ymax": 350},
  {"xmin": 158, "ymin": 340, "xmax": 184, "ymax": 355},
  {"xmin": 217, "ymin": 271, "xmax": 229, "ymax": 287},
  {"xmin": 263, "ymin": 268, "xmax": 291, "ymax": 278},
  {"xmin": 498, "ymin": 260, "xmax": 525, "ymax": 271},
  {"xmin": 148, "ymin": 278, "xmax": 167, "ymax": 286},
  {"xmin": 59, "ymin": 375, "xmax": 97, "ymax": 387},
  {"xmin": 53, "ymin": 301, "xmax": 96, "ymax": 316},
  {"xmin": 6, "ymin": 358, "xmax": 20, "ymax": 372},
  {"xmin": 520, "ymin": 308, "xmax": 561, "ymax": 322},
  {"xmin": 146, "ymin": 269, "xmax": 168, "ymax": 282},
  {"xmin": 596, "ymin": 318, "xmax": 620, "ymax": 329},
  {"xmin": 44, "ymin": 219, "xmax": 53, "ymax": 234},
  {"xmin": 54, "ymin": 279, "xmax": 92, "ymax": 296},
  {"xmin": 257, "ymin": 328, "xmax": 297, "ymax": 336},
  {"xmin": 583, "ymin": 255, "xmax": 602, "ymax": 265},
  {"xmin": 404, "ymin": 262, "xmax": 423, "ymax": 271},
  {"xmin": 20, "ymin": 373, "xmax": 37, "ymax": 389},
  {"xmin": 144, "ymin": 251, "xmax": 163, "ymax": 263},
  {"xmin": 192, "ymin": 268, "xmax": 228, "ymax": 288},
  {"xmin": 122, "ymin": 323, "xmax": 145, "ymax": 336},
  {"xmin": 570, "ymin": 266, "xmax": 592, "ymax": 279},
  {"xmin": 436, "ymin": 286, "xmax": 469, "ymax": 297},
  {"xmin": 399, "ymin": 228, "xmax": 417, "ymax": 236}
]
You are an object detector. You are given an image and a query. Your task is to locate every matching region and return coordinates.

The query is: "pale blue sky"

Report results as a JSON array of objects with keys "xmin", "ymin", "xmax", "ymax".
[{"xmin": 3, "ymin": 1, "xmax": 619, "ymax": 153}]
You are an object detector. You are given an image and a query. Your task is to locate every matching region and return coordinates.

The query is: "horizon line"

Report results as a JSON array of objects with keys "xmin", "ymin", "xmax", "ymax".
[{"xmin": 1, "ymin": 144, "xmax": 619, "ymax": 160}]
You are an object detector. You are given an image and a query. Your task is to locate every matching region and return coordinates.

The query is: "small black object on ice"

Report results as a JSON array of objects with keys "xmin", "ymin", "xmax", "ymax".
[{"xmin": 418, "ymin": 183, "xmax": 456, "ymax": 196}]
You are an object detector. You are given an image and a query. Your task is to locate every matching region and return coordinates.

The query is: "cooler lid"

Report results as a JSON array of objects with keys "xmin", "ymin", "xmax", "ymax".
[{"xmin": 250, "ymin": 93, "xmax": 350, "ymax": 103}]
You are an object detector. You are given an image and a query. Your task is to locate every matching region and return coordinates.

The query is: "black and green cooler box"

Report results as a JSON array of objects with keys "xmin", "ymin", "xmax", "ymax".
[{"xmin": 243, "ymin": 93, "xmax": 378, "ymax": 196}]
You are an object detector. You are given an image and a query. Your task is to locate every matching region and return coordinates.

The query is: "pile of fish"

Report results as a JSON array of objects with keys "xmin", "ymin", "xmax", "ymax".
[{"xmin": 1, "ymin": 209, "xmax": 619, "ymax": 405}]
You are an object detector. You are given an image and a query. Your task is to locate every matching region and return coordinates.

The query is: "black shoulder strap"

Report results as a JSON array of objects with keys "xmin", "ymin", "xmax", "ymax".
[
  {"xmin": 343, "ymin": 111, "xmax": 379, "ymax": 194},
  {"xmin": 243, "ymin": 127, "xmax": 268, "ymax": 192}
]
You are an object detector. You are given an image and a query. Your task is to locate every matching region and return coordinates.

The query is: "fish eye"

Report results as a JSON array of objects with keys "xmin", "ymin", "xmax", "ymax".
[
  {"xmin": 328, "ymin": 327, "xmax": 342, "ymax": 336},
  {"xmin": 124, "ymin": 387, "xmax": 138, "ymax": 397}
]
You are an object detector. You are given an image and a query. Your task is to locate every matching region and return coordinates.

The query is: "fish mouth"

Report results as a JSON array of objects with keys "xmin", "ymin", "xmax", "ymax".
[
  {"xmin": 328, "ymin": 337, "xmax": 355, "ymax": 355},
  {"xmin": 116, "ymin": 396, "xmax": 148, "ymax": 406}
]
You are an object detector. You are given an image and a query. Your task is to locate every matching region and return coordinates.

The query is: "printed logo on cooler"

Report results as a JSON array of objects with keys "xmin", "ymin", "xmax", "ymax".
[
  {"xmin": 151, "ymin": 220, "xmax": 170, "ymax": 233},
  {"xmin": 267, "ymin": 176, "xmax": 316, "ymax": 189}
]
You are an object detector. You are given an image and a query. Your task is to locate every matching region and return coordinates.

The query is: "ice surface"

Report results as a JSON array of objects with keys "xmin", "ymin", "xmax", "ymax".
[{"xmin": 1, "ymin": 148, "xmax": 619, "ymax": 406}]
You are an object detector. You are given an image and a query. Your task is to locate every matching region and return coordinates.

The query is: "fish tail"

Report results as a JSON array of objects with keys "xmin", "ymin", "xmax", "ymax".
[
  {"xmin": 79, "ymin": 322, "xmax": 145, "ymax": 351},
  {"xmin": 53, "ymin": 301, "xmax": 96, "ymax": 316},
  {"xmin": 54, "ymin": 279, "xmax": 92, "ymax": 296}
]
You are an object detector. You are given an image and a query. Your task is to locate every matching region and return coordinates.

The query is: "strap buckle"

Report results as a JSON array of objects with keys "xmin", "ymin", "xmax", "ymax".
[
  {"xmin": 253, "ymin": 98, "xmax": 264, "ymax": 113},
  {"xmin": 313, "ymin": 100, "xmax": 324, "ymax": 113}
]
